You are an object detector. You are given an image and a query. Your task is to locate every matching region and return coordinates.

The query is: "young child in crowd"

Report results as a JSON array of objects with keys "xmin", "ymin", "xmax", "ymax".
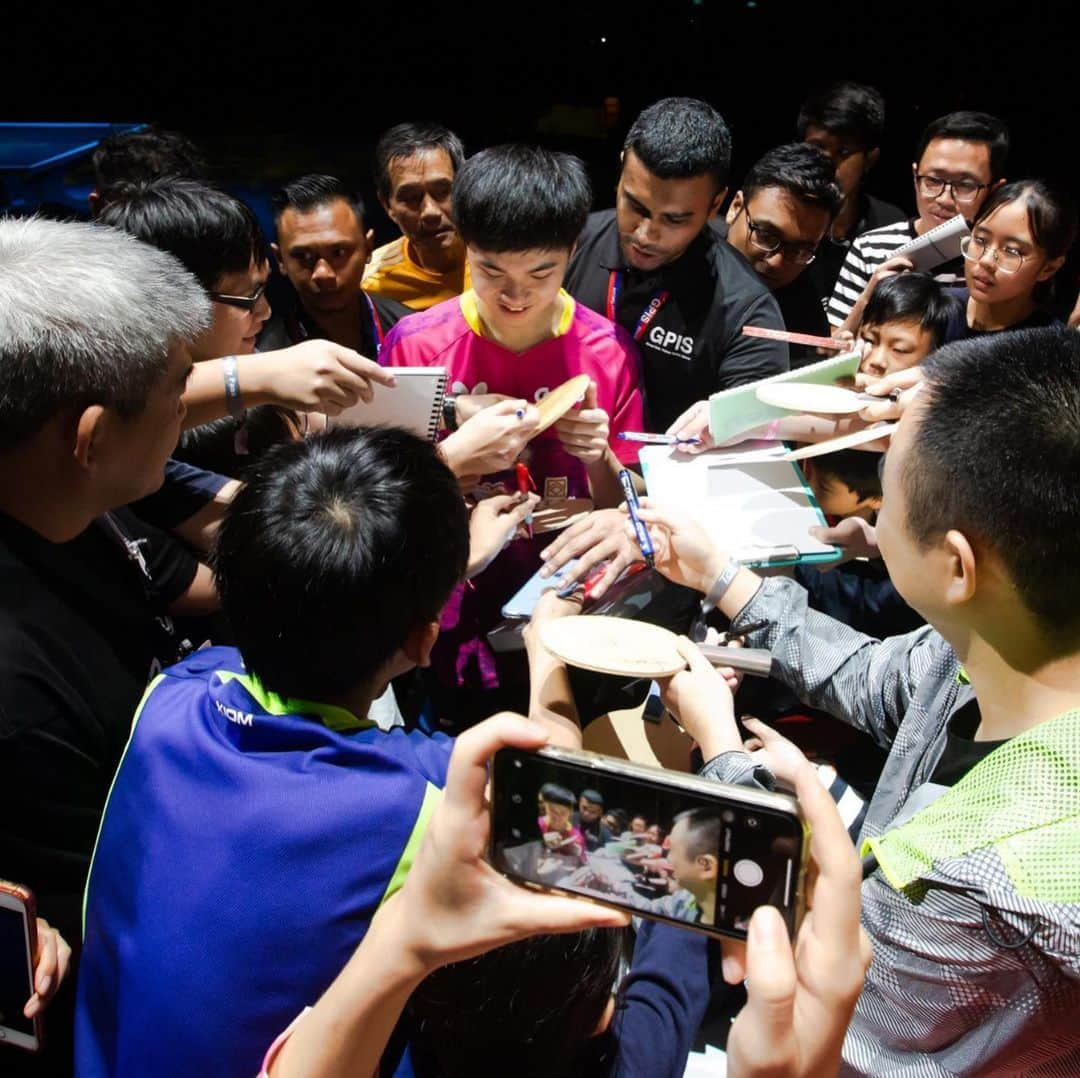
[
  {"xmin": 380, "ymin": 144, "xmax": 643, "ymax": 726},
  {"xmin": 537, "ymin": 783, "xmax": 587, "ymax": 867}
]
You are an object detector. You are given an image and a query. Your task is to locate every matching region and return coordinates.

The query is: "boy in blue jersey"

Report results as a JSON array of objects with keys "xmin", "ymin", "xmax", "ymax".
[{"xmin": 76, "ymin": 426, "xmax": 472, "ymax": 1077}]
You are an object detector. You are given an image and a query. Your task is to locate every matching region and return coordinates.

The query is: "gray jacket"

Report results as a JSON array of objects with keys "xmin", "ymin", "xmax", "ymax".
[{"xmin": 701, "ymin": 576, "xmax": 1080, "ymax": 1077}]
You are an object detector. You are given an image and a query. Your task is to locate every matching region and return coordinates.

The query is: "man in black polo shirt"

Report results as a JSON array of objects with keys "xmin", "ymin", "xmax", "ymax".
[
  {"xmin": 262, "ymin": 174, "xmax": 411, "ymax": 359},
  {"xmin": 0, "ymin": 217, "xmax": 211, "ymax": 1076},
  {"xmin": 564, "ymin": 97, "xmax": 788, "ymax": 433},
  {"xmin": 718, "ymin": 143, "xmax": 843, "ymax": 366},
  {"xmin": 797, "ymin": 81, "xmax": 905, "ymax": 302}
]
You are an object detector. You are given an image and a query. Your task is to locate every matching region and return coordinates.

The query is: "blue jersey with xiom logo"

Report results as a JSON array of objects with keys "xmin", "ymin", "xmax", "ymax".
[{"xmin": 75, "ymin": 646, "xmax": 451, "ymax": 1077}]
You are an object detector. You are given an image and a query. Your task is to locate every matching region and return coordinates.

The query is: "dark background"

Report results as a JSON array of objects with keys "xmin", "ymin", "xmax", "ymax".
[{"xmin": 3, "ymin": 0, "xmax": 1074, "ymax": 250}]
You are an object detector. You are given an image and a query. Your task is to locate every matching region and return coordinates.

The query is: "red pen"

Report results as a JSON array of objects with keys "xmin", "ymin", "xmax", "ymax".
[{"xmin": 515, "ymin": 462, "xmax": 537, "ymax": 539}]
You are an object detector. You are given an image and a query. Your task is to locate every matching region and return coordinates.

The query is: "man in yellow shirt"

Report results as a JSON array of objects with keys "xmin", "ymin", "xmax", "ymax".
[{"xmin": 363, "ymin": 123, "xmax": 471, "ymax": 310}]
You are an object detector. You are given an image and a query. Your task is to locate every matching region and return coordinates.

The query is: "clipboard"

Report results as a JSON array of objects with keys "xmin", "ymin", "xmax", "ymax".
[{"xmin": 639, "ymin": 445, "xmax": 840, "ymax": 569}]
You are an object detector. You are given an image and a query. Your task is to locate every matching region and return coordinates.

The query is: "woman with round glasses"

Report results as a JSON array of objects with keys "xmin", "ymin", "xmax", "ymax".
[{"xmin": 946, "ymin": 179, "xmax": 1076, "ymax": 340}]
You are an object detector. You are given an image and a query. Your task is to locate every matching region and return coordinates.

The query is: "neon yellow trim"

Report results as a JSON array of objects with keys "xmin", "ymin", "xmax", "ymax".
[
  {"xmin": 82, "ymin": 674, "xmax": 166, "ymax": 936},
  {"xmin": 957, "ymin": 667, "xmax": 971, "ymax": 685},
  {"xmin": 460, "ymin": 289, "xmax": 482, "ymax": 334},
  {"xmin": 216, "ymin": 670, "xmax": 371, "ymax": 732},
  {"xmin": 459, "ymin": 289, "xmax": 575, "ymax": 340},
  {"xmin": 865, "ymin": 707, "xmax": 1080, "ymax": 901},
  {"xmin": 377, "ymin": 782, "xmax": 442, "ymax": 908}
]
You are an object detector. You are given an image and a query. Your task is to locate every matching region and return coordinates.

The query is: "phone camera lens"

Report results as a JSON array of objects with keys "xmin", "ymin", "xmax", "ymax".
[
  {"xmin": 513, "ymin": 760, "xmax": 522, "ymax": 769},
  {"xmin": 745, "ymin": 816, "xmax": 760, "ymax": 829},
  {"xmin": 511, "ymin": 828, "xmax": 522, "ymax": 839}
]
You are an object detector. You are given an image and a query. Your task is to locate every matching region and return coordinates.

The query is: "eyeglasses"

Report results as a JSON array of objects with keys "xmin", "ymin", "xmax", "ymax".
[
  {"xmin": 742, "ymin": 208, "xmax": 818, "ymax": 265},
  {"xmin": 208, "ymin": 282, "xmax": 268, "ymax": 311},
  {"xmin": 915, "ymin": 174, "xmax": 989, "ymax": 205},
  {"xmin": 960, "ymin": 234, "xmax": 1028, "ymax": 274}
]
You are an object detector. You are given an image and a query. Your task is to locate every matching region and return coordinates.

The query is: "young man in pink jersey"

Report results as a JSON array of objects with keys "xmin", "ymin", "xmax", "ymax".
[{"xmin": 380, "ymin": 144, "xmax": 644, "ymax": 726}]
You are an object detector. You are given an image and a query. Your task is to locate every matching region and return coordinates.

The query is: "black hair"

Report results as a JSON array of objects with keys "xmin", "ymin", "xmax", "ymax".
[
  {"xmin": 98, "ymin": 177, "xmax": 266, "ymax": 292},
  {"xmin": 212, "ymin": 426, "xmax": 469, "ymax": 700},
  {"xmin": 623, "ymin": 97, "xmax": 732, "ymax": 191},
  {"xmin": 742, "ymin": 143, "xmax": 843, "ymax": 219},
  {"xmin": 174, "ymin": 406, "xmax": 302, "ymax": 479},
  {"xmin": 972, "ymin": 179, "xmax": 1078, "ymax": 262},
  {"xmin": 672, "ymin": 808, "xmax": 722, "ymax": 860},
  {"xmin": 580, "ymin": 789, "xmax": 603, "ymax": 806},
  {"xmin": 809, "ymin": 449, "xmax": 883, "ymax": 504},
  {"xmin": 272, "ymin": 173, "xmax": 365, "ymax": 227},
  {"xmin": 408, "ymin": 928, "xmax": 628, "ymax": 1078},
  {"xmin": 796, "ymin": 81, "xmax": 886, "ymax": 150},
  {"xmin": 374, "ymin": 122, "xmax": 465, "ymax": 202},
  {"xmin": 451, "ymin": 144, "xmax": 591, "ymax": 253},
  {"xmin": 861, "ymin": 273, "xmax": 959, "ymax": 349},
  {"xmin": 91, "ymin": 126, "xmax": 207, "ymax": 201},
  {"xmin": 539, "ymin": 783, "xmax": 576, "ymax": 809},
  {"xmin": 914, "ymin": 111, "xmax": 1010, "ymax": 181},
  {"xmin": 904, "ymin": 327, "xmax": 1080, "ymax": 643}
]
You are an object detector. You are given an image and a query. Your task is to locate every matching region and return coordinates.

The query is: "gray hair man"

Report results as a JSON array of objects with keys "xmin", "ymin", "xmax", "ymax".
[{"xmin": 0, "ymin": 216, "xmax": 210, "ymax": 1077}]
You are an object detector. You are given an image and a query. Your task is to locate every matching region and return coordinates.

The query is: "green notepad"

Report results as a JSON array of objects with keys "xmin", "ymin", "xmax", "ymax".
[{"xmin": 708, "ymin": 350, "xmax": 861, "ymax": 446}]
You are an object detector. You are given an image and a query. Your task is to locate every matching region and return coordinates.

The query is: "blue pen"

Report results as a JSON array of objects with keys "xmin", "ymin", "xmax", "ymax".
[
  {"xmin": 618, "ymin": 469, "xmax": 654, "ymax": 569},
  {"xmin": 618, "ymin": 431, "xmax": 701, "ymax": 446}
]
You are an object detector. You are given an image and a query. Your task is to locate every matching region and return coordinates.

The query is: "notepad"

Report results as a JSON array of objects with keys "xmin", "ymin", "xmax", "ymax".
[
  {"xmin": 890, "ymin": 214, "xmax": 969, "ymax": 273},
  {"xmin": 330, "ymin": 367, "xmax": 447, "ymax": 442},
  {"xmin": 708, "ymin": 350, "xmax": 862, "ymax": 446},
  {"xmin": 639, "ymin": 445, "xmax": 840, "ymax": 568}
]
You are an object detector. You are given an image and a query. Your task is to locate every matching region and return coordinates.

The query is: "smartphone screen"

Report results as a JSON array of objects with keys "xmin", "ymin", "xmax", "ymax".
[
  {"xmin": 0, "ymin": 904, "xmax": 35, "ymax": 1042},
  {"xmin": 490, "ymin": 748, "xmax": 806, "ymax": 940}
]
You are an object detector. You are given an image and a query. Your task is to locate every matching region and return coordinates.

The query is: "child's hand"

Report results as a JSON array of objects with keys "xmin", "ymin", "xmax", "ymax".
[
  {"xmin": 858, "ymin": 366, "xmax": 924, "ymax": 424},
  {"xmin": 467, "ymin": 492, "xmax": 540, "ymax": 578},
  {"xmin": 665, "ymin": 398, "xmax": 716, "ymax": 454},
  {"xmin": 555, "ymin": 381, "xmax": 610, "ymax": 464},
  {"xmin": 741, "ymin": 716, "xmax": 810, "ymax": 792},
  {"xmin": 656, "ymin": 637, "xmax": 741, "ymax": 762},
  {"xmin": 440, "ymin": 399, "xmax": 540, "ymax": 477},
  {"xmin": 391, "ymin": 714, "xmax": 629, "ymax": 973},
  {"xmin": 809, "ymin": 515, "xmax": 880, "ymax": 569}
]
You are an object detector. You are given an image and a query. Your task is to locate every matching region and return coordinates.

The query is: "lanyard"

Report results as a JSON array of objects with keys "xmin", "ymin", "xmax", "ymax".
[
  {"xmin": 606, "ymin": 270, "xmax": 670, "ymax": 342},
  {"xmin": 363, "ymin": 293, "xmax": 385, "ymax": 357},
  {"xmin": 97, "ymin": 512, "xmax": 194, "ymax": 659}
]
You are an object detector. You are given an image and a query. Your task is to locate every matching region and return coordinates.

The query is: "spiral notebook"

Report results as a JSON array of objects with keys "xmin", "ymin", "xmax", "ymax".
[
  {"xmin": 889, "ymin": 214, "xmax": 969, "ymax": 273},
  {"xmin": 330, "ymin": 367, "xmax": 447, "ymax": 442}
]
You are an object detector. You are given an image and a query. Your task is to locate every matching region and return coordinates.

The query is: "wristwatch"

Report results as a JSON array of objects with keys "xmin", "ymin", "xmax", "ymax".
[
  {"xmin": 700, "ymin": 557, "xmax": 742, "ymax": 615},
  {"xmin": 442, "ymin": 392, "xmax": 460, "ymax": 432}
]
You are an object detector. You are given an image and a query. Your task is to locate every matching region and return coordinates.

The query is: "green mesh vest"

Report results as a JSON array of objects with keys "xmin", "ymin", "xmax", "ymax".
[{"xmin": 863, "ymin": 708, "xmax": 1080, "ymax": 903}]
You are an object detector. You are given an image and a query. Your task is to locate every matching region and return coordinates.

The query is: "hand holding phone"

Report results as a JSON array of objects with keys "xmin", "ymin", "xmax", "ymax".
[{"xmin": 0, "ymin": 883, "xmax": 73, "ymax": 1054}]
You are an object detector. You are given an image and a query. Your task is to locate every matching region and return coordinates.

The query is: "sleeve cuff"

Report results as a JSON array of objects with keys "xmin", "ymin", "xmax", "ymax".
[
  {"xmin": 258, "ymin": 1007, "xmax": 312, "ymax": 1077},
  {"xmin": 698, "ymin": 750, "xmax": 776, "ymax": 791}
]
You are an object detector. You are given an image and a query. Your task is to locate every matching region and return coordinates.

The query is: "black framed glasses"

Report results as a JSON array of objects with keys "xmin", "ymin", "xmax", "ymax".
[
  {"xmin": 915, "ymin": 174, "xmax": 989, "ymax": 205},
  {"xmin": 743, "ymin": 208, "xmax": 818, "ymax": 265},
  {"xmin": 208, "ymin": 282, "xmax": 268, "ymax": 311}
]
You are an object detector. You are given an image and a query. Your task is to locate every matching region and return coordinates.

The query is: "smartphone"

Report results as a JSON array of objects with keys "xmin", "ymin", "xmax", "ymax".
[
  {"xmin": 490, "ymin": 746, "xmax": 809, "ymax": 942},
  {"xmin": 0, "ymin": 881, "xmax": 41, "ymax": 1053}
]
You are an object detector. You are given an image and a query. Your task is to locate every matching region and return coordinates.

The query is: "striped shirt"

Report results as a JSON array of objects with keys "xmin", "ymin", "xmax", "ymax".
[{"xmin": 826, "ymin": 219, "xmax": 916, "ymax": 327}]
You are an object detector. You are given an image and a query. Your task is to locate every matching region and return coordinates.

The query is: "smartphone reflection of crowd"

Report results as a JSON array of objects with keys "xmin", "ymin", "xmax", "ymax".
[{"xmin": 521, "ymin": 784, "xmax": 720, "ymax": 929}]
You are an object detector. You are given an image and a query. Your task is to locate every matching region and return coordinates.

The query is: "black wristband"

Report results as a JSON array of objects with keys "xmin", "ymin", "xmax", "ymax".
[{"xmin": 443, "ymin": 392, "xmax": 460, "ymax": 432}]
